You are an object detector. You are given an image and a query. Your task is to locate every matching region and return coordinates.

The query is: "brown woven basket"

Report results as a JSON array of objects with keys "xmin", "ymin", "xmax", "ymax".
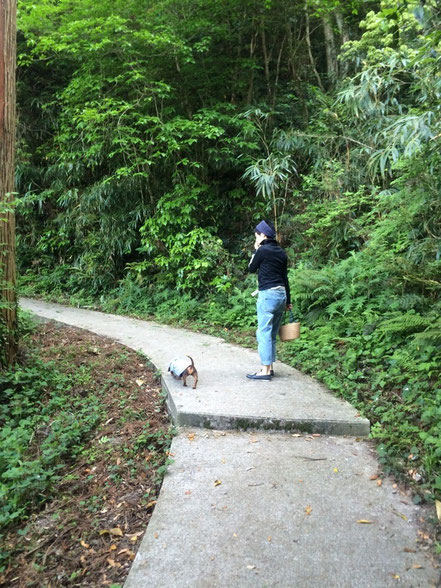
[
  {"xmin": 279, "ymin": 321, "xmax": 300, "ymax": 341},
  {"xmin": 279, "ymin": 310, "xmax": 300, "ymax": 341}
]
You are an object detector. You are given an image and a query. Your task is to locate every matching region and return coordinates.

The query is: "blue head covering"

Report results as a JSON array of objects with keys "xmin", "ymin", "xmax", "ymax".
[{"xmin": 255, "ymin": 220, "xmax": 276, "ymax": 239}]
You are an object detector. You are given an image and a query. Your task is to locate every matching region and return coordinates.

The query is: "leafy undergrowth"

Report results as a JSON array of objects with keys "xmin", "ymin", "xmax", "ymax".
[{"xmin": 0, "ymin": 322, "xmax": 174, "ymax": 587}]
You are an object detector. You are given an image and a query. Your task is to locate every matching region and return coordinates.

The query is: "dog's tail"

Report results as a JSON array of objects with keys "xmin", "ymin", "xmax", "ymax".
[{"xmin": 186, "ymin": 355, "xmax": 194, "ymax": 367}]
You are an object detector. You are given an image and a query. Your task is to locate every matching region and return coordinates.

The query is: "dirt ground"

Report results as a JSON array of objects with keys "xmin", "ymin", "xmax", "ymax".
[{"xmin": 1, "ymin": 322, "xmax": 172, "ymax": 587}]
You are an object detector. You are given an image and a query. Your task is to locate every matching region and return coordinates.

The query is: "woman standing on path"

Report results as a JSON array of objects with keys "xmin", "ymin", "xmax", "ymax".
[{"xmin": 247, "ymin": 220, "xmax": 292, "ymax": 380}]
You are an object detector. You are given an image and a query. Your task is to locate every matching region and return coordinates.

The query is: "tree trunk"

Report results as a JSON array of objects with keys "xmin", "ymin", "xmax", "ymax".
[
  {"xmin": 260, "ymin": 25, "xmax": 272, "ymax": 97},
  {"xmin": 0, "ymin": 0, "xmax": 17, "ymax": 368},
  {"xmin": 335, "ymin": 8, "xmax": 350, "ymax": 46},
  {"xmin": 321, "ymin": 14, "xmax": 338, "ymax": 83},
  {"xmin": 304, "ymin": 6, "xmax": 324, "ymax": 91},
  {"xmin": 247, "ymin": 28, "xmax": 258, "ymax": 104},
  {"xmin": 335, "ymin": 8, "xmax": 350, "ymax": 78}
]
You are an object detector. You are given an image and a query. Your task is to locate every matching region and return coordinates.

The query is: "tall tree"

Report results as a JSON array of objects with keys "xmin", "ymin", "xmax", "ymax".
[{"xmin": 0, "ymin": 0, "xmax": 17, "ymax": 367}]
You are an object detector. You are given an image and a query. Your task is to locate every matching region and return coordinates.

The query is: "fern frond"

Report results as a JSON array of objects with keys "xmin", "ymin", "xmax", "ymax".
[
  {"xmin": 391, "ymin": 351, "xmax": 420, "ymax": 372},
  {"xmin": 380, "ymin": 313, "xmax": 431, "ymax": 334},
  {"xmin": 413, "ymin": 323, "xmax": 441, "ymax": 344}
]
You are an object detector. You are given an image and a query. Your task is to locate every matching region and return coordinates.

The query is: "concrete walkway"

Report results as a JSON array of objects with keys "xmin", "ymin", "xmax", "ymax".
[{"xmin": 21, "ymin": 298, "xmax": 440, "ymax": 587}]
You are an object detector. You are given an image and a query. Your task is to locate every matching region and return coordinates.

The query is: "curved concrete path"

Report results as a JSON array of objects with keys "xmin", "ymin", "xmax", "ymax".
[
  {"xmin": 21, "ymin": 298, "xmax": 440, "ymax": 587},
  {"xmin": 21, "ymin": 298, "xmax": 368, "ymax": 436}
]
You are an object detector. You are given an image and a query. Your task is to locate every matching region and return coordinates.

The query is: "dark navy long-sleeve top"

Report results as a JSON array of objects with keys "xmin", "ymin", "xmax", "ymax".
[{"xmin": 248, "ymin": 239, "xmax": 291, "ymax": 305}]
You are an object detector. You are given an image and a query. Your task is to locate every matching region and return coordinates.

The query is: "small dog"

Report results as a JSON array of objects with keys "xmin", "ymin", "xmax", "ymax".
[{"xmin": 168, "ymin": 356, "xmax": 198, "ymax": 389}]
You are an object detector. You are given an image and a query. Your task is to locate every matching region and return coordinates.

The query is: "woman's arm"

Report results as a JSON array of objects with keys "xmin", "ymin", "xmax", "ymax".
[
  {"xmin": 248, "ymin": 247, "xmax": 264, "ymax": 273},
  {"xmin": 283, "ymin": 258, "xmax": 292, "ymax": 308}
]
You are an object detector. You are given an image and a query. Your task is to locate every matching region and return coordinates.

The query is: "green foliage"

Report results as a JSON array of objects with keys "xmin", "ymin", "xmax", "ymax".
[
  {"xmin": 0, "ymin": 200, "xmax": 17, "ymax": 368},
  {"xmin": 0, "ymin": 347, "xmax": 102, "ymax": 528},
  {"xmin": 15, "ymin": 0, "xmax": 270, "ymax": 291},
  {"xmin": 241, "ymin": 109, "xmax": 297, "ymax": 233},
  {"xmin": 292, "ymin": 186, "xmax": 372, "ymax": 262},
  {"xmin": 131, "ymin": 176, "xmax": 235, "ymax": 293}
]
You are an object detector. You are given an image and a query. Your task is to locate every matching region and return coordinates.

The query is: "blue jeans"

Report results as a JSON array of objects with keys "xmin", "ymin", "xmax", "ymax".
[{"xmin": 256, "ymin": 288, "xmax": 287, "ymax": 366}]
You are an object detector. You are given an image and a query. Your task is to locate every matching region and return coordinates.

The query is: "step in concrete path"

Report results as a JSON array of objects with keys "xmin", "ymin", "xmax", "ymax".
[
  {"xmin": 21, "ymin": 299, "xmax": 440, "ymax": 587},
  {"xmin": 21, "ymin": 298, "xmax": 368, "ymax": 436}
]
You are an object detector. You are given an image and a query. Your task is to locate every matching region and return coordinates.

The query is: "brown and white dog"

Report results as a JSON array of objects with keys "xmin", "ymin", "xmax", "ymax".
[{"xmin": 168, "ymin": 356, "xmax": 198, "ymax": 389}]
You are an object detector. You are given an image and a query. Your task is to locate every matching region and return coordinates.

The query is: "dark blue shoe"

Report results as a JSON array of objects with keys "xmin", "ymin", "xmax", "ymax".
[{"xmin": 246, "ymin": 373, "xmax": 272, "ymax": 381}]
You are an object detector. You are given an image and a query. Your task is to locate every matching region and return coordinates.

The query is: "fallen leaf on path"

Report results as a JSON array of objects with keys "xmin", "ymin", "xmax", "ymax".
[
  {"xmin": 376, "ymin": 479, "xmax": 383, "ymax": 486},
  {"xmin": 80, "ymin": 540, "xmax": 90, "ymax": 549},
  {"xmin": 247, "ymin": 565, "xmax": 256, "ymax": 570},
  {"xmin": 370, "ymin": 474, "xmax": 378, "ymax": 481},
  {"xmin": 154, "ymin": 532, "xmax": 159, "ymax": 539},
  {"xmin": 146, "ymin": 500, "xmax": 157, "ymax": 509},
  {"xmin": 187, "ymin": 432, "xmax": 195, "ymax": 441},
  {"xmin": 412, "ymin": 564, "xmax": 423, "ymax": 569},
  {"xmin": 185, "ymin": 490, "xmax": 192, "ymax": 495},
  {"xmin": 107, "ymin": 558, "xmax": 121, "ymax": 568},
  {"xmin": 214, "ymin": 479, "xmax": 222, "ymax": 487},
  {"xmin": 305, "ymin": 506, "xmax": 312, "ymax": 515},
  {"xmin": 333, "ymin": 467, "xmax": 339, "ymax": 474},
  {"xmin": 109, "ymin": 527, "xmax": 123, "ymax": 537},
  {"xmin": 403, "ymin": 547, "xmax": 416, "ymax": 553},
  {"xmin": 233, "ymin": 533, "xmax": 238, "ymax": 537},
  {"xmin": 250, "ymin": 439, "xmax": 259, "ymax": 444},
  {"xmin": 292, "ymin": 434, "xmax": 302, "ymax": 437},
  {"xmin": 393, "ymin": 510, "xmax": 408, "ymax": 521},
  {"xmin": 267, "ymin": 536, "xmax": 272, "ymax": 542},
  {"xmin": 417, "ymin": 530, "xmax": 430, "ymax": 541},
  {"xmin": 392, "ymin": 574, "xmax": 400, "ymax": 580},
  {"xmin": 109, "ymin": 545, "xmax": 117, "ymax": 551},
  {"xmin": 357, "ymin": 520, "xmax": 373, "ymax": 524},
  {"xmin": 312, "ymin": 434, "xmax": 321, "ymax": 437},
  {"xmin": 436, "ymin": 500, "xmax": 441, "ymax": 521}
]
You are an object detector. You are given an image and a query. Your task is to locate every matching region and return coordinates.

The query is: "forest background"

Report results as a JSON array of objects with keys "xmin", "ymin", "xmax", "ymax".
[{"xmin": 2, "ymin": 0, "xmax": 441, "ymax": 509}]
